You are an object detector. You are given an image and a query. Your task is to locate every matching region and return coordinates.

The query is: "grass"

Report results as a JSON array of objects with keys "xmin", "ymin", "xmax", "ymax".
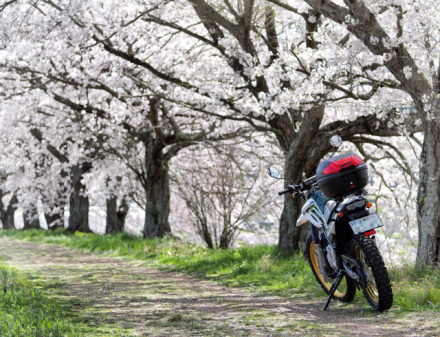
[
  {"xmin": 0, "ymin": 228, "xmax": 316, "ymax": 295},
  {"xmin": 389, "ymin": 262, "xmax": 440, "ymax": 311},
  {"xmin": 1, "ymin": 228, "xmax": 440, "ymax": 313},
  {"xmin": 0, "ymin": 264, "xmax": 78, "ymax": 337}
]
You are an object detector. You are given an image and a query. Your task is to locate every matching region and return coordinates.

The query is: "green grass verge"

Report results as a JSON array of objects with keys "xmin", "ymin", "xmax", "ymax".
[
  {"xmin": 1, "ymin": 228, "xmax": 440, "ymax": 313},
  {"xmin": 0, "ymin": 228, "xmax": 316, "ymax": 296},
  {"xmin": 389, "ymin": 262, "xmax": 440, "ymax": 311},
  {"xmin": 0, "ymin": 264, "xmax": 78, "ymax": 337}
]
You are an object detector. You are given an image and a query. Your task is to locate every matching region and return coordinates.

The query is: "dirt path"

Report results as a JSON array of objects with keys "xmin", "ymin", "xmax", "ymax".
[{"xmin": 0, "ymin": 237, "xmax": 438, "ymax": 336}]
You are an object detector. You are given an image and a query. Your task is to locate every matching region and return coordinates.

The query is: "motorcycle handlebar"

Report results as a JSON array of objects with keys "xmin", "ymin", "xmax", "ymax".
[
  {"xmin": 277, "ymin": 177, "xmax": 318, "ymax": 196},
  {"xmin": 278, "ymin": 184, "xmax": 301, "ymax": 196},
  {"xmin": 278, "ymin": 188, "xmax": 290, "ymax": 196}
]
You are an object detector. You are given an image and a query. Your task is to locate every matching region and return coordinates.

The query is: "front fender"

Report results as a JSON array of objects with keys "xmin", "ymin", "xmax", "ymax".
[
  {"xmin": 296, "ymin": 214, "xmax": 309, "ymax": 227},
  {"xmin": 296, "ymin": 199, "xmax": 326, "ymax": 229}
]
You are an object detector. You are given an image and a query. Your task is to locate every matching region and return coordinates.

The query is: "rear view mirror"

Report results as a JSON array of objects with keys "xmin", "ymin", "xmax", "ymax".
[
  {"xmin": 267, "ymin": 166, "xmax": 280, "ymax": 178},
  {"xmin": 330, "ymin": 135, "xmax": 343, "ymax": 148}
]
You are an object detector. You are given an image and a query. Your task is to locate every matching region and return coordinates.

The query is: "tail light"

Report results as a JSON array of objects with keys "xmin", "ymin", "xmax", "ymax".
[{"xmin": 364, "ymin": 229, "xmax": 376, "ymax": 237}]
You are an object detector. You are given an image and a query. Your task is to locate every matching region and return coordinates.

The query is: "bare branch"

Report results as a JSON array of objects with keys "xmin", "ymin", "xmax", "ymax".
[
  {"xmin": 188, "ymin": 0, "xmax": 241, "ymax": 41},
  {"xmin": 304, "ymin": 0, "xmax": 432, "ymax": 119},
  {"xmin": 320, "ymin": 110, "xmax": 422, "ymax": 138},
  {"xmin": 224, "ymin": 0, "xmax": 240, "ymax": 23},
  {"xmin": 30, "ymin": 128, "xmax": 69, "ymax": 163},
  {"xmin": 143, "ymin": 15, "xmax": 216, "ymax": 47},
  {"xmin": 351, "ymin": 135, "xmax": 418, "ymax": 184},
  {"xmin": 0, "ymin": 0, "xmax": 17, "ymax": 13},
  {"xmin": 264, "ymin": 6, "xmax": 279, "ymax": 64},
  {"xmin": 52, "ymin": 93, "xmax": 109, "ymax": 119},
  {"xmin": 95, "ymin": 37, "xmax": 194, "ymax": 89},
  {"xmin": 242, "ymin": 0, "xmax": 255, "ymax": 34},
  {"xmin": 266, "ymin": 0, "xmax": 304, "ymax": 17}
]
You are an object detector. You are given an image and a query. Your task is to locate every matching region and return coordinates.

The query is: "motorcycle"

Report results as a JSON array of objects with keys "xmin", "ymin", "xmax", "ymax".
[{"xmin": 267, "ymin": 135, "xmax": 393, "ymax": 311}]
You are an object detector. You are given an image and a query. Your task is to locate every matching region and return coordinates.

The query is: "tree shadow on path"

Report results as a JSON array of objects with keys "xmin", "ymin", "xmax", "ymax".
[{"xmin": 0, "ymin": 237, "xmax": 437, "ymax": 337}]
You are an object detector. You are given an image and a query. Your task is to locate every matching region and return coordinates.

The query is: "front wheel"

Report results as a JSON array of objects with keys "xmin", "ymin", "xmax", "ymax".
[
  {"xmin": 305, "ymin": 236, "xmax": 356, "ymax": 302},
  {"xmin": 354, "ymin": 236, "xmax": 393, "ymax": 311}
]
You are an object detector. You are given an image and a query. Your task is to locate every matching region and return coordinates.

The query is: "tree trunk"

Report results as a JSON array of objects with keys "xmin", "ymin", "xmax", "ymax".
[
  {"xmin": 106, "ymin": 196, "xmax": 129, "ymax": 234},
  {"xmin": 416, "ymin": 120, "xmax": 440, "ymax": 265},
  {"xmin": 194, "ymin": 212, "xmax": 214, "ymax": 248},
  {"xmin": 278, "ymin": 105, "xmax": 325, "ymax": 249},
  {"xmin": 117, "ymin": 198, "xmax": 129, "ymax": 232},
  {"xmin": 3, "ymin": 207, "xmax": 16, "ymax": 229},
  {"xmin": 0, "ymin": 191, "xmax": 18, "ymax": 230},
  {"xmin": 67, "ymin": 165, "xmax": 91, "ymax": 233},
  {"xmin": 219, "ymin": 223, "xmax": 232, "ymax": 249},
  {"xmin": 45, "ymin": 210, "xmax": 65, "ymax": 230},
  {"xmin": 23, "ymin": 205, "xmax": 40, "ymax": 229},
  {"xmin": 105, "ymin": 176, "xmax": 129, "ymax": 235},
  {"xmin": 143, "ymin": 136, "xmax": 171, "ymax": 238},
  {"xmin": 106, "ymin": 195, "xmax": 118, "ymax": 234},
  {"xmin": 200, "ymin": 223, "xmax": 214, "ymax": 249},
  {"xmin": 44, "ymin": 174, "xmax": 68, "ymax": 230},
  {"xmin": 219, "ymin": 235, "xmax": 229, "ymax": 249},
  {"xmin": 279, "ymin": 196, "xmax": 303, "ymax": 250}
]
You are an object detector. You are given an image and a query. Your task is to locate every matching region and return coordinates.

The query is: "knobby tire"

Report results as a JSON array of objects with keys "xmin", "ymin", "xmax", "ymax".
[{"xmin": 355, "ymin": 236, "xmax": 393, "ymax": 311}]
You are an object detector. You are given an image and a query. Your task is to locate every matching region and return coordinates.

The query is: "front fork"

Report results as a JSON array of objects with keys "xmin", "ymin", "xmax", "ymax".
[{"xmin": 310, "ymin": 224, "xmax": 333, "ymax": 284}]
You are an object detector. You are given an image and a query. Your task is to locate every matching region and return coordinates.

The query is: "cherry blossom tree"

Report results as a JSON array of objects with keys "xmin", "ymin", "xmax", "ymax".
[
  {"xmin": 0, "ymin": 0, "xmax": 424, "ymax": 253},
  {"xmin": 296, "ymin": 0, "xmax": 440, "ymax": 264},
  {"xmin": 90, "ymin": 0, "xmax": 420, "ymax": 249},
  {"xmin": 0, "ymin": 0, "xmax": 251, "ymax": 238}
]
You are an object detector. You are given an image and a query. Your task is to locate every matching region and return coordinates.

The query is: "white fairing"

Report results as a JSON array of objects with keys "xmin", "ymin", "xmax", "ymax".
[
  {"xmin": 323, "ymin": 200, "xmax": 337, "ymax": 223},
  {"xmin": 296, "ymin": 199, "xmax": 326, "ymax": 228},
  {"xmin": 296, "ymin": 198, "xmax": 338, "ymax": 235},
  {"xmin": 323, "ymin": 200, "xmax": 338, "ymax": 235}
]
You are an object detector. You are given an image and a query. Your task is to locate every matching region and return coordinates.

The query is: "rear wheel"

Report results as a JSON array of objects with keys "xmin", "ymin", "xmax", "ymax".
[
  {"xmin": 305, "ymin": 236, "xmax": 356, "ymax": 302},
  {"xmin": 354, "ymin": 236, "xmax": 393, "ymax": 311}
]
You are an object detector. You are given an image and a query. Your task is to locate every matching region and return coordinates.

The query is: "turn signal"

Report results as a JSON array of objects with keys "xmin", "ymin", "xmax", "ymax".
[
  {"xmin": 337, "ymin": 212, "xmax": 344, "ymax": 218},
  {"xmin": 366, "ymin": 202, "xmax": 373, "ymax": 208}
]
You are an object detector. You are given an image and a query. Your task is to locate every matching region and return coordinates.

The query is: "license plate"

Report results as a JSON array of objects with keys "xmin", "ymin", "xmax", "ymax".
[{"xmin": 349, "ymin": 213, "xmax": 383, "ymax": 234}]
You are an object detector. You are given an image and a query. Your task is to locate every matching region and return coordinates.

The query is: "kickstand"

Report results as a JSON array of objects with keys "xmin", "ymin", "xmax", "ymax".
[{"xmin": 323, "ymin": 270, "xmax": 345, "ymax": 311}]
